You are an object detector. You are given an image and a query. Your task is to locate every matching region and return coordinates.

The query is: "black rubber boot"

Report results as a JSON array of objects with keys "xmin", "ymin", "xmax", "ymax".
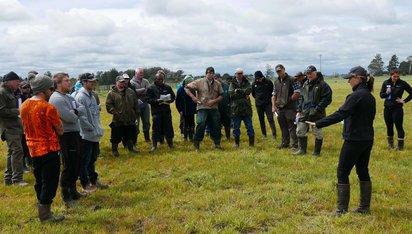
[
  {"xmin": 249, "ymin": 135, "xmax": 254, "ymax": 147},
  {"xmin": 234, "ymin": 137, "xmax": 240, "ymax": 147},
  {"xmin": 112, "ymin": 143, "xmax": 119, "ymax": 157},
  {"xmin": 395, "ymin": 138, "xmax": 404, "ymax": 151},
  {"xmin": 166, "ymin": 138, "xmax": 174, "ymax": 148},
  {"xmin": 312, "ymin": 139, "xmax": 323, "ymax": 156},
  {"xmin": 334, "ymin": 184, "xmax": 350, "ymax": 216},
  {"xmin": 225, "ymin": 127, "xmax": 231, "ymax": 141},
  {"xmin": 387, "ymin": 136, "xmax": 394, "ymax": 149},
  {"xmin": 194, "ymin": 140, "xmax": 200, "ymax": 150},
  {"xmin": 127, "ymin": 141, "xmax": 138, "ymax": 154},
  {"xmin": 144, "ymin": 131, "xmax": 151, "ymax": 142},
  {"xmin": 38, "ymin": 203, "xmax": 64, "ymax": 223},
  {"xmin": 293, "ymin": 137, "xmax": 307, "ymax": 155},
  {"xmin": 353, "ymin": 181, "xmax": 371, "ymax": 214}
]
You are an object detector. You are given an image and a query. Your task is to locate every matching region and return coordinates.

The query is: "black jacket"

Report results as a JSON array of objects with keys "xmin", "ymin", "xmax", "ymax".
[
  {"xmin": 379, "ymin": 78, "xmax": 412, "ymax": 108},
  {"xmin": 315, "ymin": 83, "xmax": 376, "ymax": 141},
  {"xmin": 147, "ymin": 83, "xmax": 175, "ymax": 115},
  {"xmin": 251, "ymin": 77, "xmax": 273, "ymax": 107}
]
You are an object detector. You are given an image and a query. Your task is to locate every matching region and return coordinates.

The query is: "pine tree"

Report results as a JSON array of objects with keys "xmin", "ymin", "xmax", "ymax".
[
  {"xmin": 367, "ymin": 54, "xmax": 385, "ymax": 76},
  {"xmin": 386, "ymin": 54, "xmax": 399, "ymax": 72}
]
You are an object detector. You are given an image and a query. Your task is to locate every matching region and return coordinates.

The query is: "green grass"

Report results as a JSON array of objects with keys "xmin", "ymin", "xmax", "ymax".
[{"xmin": 1, "ymin": 76, "xmax": 412, "ymax": 233}]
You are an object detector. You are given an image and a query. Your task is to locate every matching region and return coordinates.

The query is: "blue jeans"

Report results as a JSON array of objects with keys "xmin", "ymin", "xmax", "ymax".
[
  {"xmin": 194, "ymin": 109, "xmax": 221, "ymax": 144},
  {"xmin": 232, "ymin": 116, "xmax": 255, "ymax": 138},
  {"xmin": 80, "ymin": 140, "xmax": 99, "ymax": 187}
]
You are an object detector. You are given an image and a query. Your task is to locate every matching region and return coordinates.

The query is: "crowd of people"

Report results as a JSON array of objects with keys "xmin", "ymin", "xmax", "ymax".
[{"xmin": 1, "ymin": 64, "xmax": 411, "ymax": 222}]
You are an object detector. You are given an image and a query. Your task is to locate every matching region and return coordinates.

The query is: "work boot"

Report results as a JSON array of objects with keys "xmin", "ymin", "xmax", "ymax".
[
  {"xmin": 395, "ymin": 138, "xmax": 404, "ymax": 151},
  {"xmin": 194, "ymin": 140, "xmax": 200, "ymax": 150},
  {"xmin": 312, "ymin": 138, "xmax": 323, "ymax": 156},
  {"xmin": 333, "ymin": 184, "xmax": 350, "ymax": 216},
  {"xmin": 61, "ymin": 187, "xmax": 76, "ymax": 207},
  {"xmin": 166, "ymin": 138, "xmax": 174, "ymax": 148},
  {"xmin": 144, "ymin": 131, "xmax": 151, "ymax": 142},
  {"xmin": 183, "ymin": 132, "xmax": 188, "ymax": 142},
  {"xmin": 234, "ymin": 136, "xmax": 240, "ymax": 147},
  {"xmin": 249, "ymin": 135, "xmax": 254, "ymax": 147},
  {"xmin": 38, "ymin": 203, "xmax": 64, "ymax": 224},
  {"xmin": 127, "ymin": 141, "xmax": 138, "ymax": 154},
  {"xmin": 150, "ymin": 140, "xmax": 158, "ymax": 153},
  {"xmin": 353, "ymin": 181, "xmax": 371, "ymax": 214},
  {"xmin": 387, "ymin": 136, "xmax": 394, "ymax": 149},
  {"xmin": 92, "ymin": 180, "xmax": 109, "ymax": 189},
  {"xmin": 69, "ymin": 184, "xmax": 86, "ymax": 200},
  {"xmin": 293, "ymin": 137, "xmax": 307, "ymax": 155},
  {"xmin": 111, "ymin": 143, "xmax": 119, "ymax": 157}
]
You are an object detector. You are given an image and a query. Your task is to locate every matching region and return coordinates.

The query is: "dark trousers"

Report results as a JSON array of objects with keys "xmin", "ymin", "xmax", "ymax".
[
  {"xmin": 59, "ymin": 132, "xmax": 82, "ymax": 188},
  {"xmin": 194, "ymin": 109, "xmax": 221, "ymax": 143},
  {"xmin": 256, "ymin": 104, "xmax": 276, "ymax": 137},
  {"xmin": 21, "ymin": 134, "xmax": 32, "ymax": 167},
  {"xmin": 32, "ymin": 151, "xmax": 60, "ymax": 205},
  {"xmin": 384, "ymin": 107, "xmax": 404, "ymax": 139},
  {"xmin": 110, "ymin": 124, "xmax": 135, "ymax": 144},
  {"xmin": 337, "ymin": 140, "xmax": 373, "ymax": 184},
  {"xmin": 80, "ymin": 140, "xmax": 98, "ymax": 187},
  {"xmin": 277, "ymin": 108, "xmax": 297, "ymax": 147},
  {"xmin": 152, "ymin": 113, "xmax": 174, "ymax": 142},
  {"xmin": 183, "ymin": 114, "xmax": 195, "ymax": 134}
]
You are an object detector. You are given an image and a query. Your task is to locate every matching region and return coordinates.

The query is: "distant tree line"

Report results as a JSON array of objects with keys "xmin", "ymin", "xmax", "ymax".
[{"xmin": 367, "ymin": 54, "xmax": 412, "ymax": 76}]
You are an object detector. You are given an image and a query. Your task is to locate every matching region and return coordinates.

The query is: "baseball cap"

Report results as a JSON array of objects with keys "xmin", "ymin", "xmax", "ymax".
[{"xmin": 343, "ymin": 66, "xmax": 368, "ymax": 79}]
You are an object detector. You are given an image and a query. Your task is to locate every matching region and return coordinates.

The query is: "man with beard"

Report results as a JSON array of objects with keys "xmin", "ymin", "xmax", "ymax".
[{"xmin": 0, "ymin": 71, "xmax": 27, "ymax": 186}]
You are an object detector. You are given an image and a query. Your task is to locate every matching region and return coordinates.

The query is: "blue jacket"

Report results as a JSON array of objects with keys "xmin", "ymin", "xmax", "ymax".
[{"xmin": 74, "ymin": 87, "xmax": 104, "ymax": 142}]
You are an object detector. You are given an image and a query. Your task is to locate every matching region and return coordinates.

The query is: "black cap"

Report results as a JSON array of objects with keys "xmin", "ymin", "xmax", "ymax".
[
  {"xmin": 254, "ymin": 70, "xmax": 264, "ymax": 79},
  {"xmin": 305, "ymin": 65, "xmax": 317, "ymax": 74},
  {"xmin": 214, "ymin": 73, "xmax": 221, "ymax": 79},
  {"xmin": 343, "ymin": 66, "xmax": 368, "ymax": 79},
  {"xmin": 80, "ymin": 73, "xmax": 97, "ymax": 81},
  {"xmin": 3, "ymin": 71, "xmax": 21, "ymax": 81},
  {"xmin": 205, "ymin": 66, "xmax": 215, "ymax": 74}
]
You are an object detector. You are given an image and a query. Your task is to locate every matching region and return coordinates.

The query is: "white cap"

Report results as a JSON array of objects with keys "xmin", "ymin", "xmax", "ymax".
[{"xmin": 235, "ymin": 68, "xmax": 243, "ymax": 74}]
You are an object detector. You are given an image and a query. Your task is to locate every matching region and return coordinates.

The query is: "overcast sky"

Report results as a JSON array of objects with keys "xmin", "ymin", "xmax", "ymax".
[{"xmin": 1, "ymin": 0, "xmax": 412, "ymax": 78}]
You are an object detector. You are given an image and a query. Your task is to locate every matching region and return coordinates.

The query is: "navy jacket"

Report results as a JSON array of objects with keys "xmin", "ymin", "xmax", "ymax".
[
  {"xmin": 252, "ymin": 77, "xmax": 273, "ymax": 107},
  {"xmin": 175, "ymin": 86, "xmax": 197, "ymax": 116},
  {"xmin": 315, "ymin": 83, "xmax": 376, "ymax": 141}
]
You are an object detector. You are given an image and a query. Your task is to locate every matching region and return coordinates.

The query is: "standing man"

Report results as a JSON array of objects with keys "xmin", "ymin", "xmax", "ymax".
[
  {"xmin": 130, "ymin": 68, "xmax": 151, "ymax": 143},
  {"xmin": 20, "ymin": 74, "xmax": 64, "ymax": 223},
  {"xmin": 272, "ymin": 64, "xmax": 300, "ymax": 150},
  {"xmin": 229, "ymin": 68, "xmax": 255, "ymax": 147},
  {"xmin": 185, "ymin": 67, "xmax": 224, "ymax": 150},
  {"xmin": 16, "ymin": 80, "xmax": 33, "ymax": 172},
  {"xmin": 106, "ymin": 75, "xmax": 139, "ymax": 156},
  {"xmin": 49, "ymin": 72, "xmax": 84, "ymax": 206},
  {"xmin": 75, "ymin": 73, "xmax": 108, "ymax": 192},
  {"xmin": 215, "ymin": 73, "xmax": 231, "ymax": 141},
  {"xmin": 146, "ymin": 70, "xmax": 176, "ymax": 152},
  {"xmin": 295, "ymin": 65, "xmax": 332, "ymax": 156},
  {"xmin": 252, "ymin": 70, "xmax": 276, "ymax": 139},
  {"xmin": 0, "ymin": 71, "xmax": 27, "ymax": 186}
]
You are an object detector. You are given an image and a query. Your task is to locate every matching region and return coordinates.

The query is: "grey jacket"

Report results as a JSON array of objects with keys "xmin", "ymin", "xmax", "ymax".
[
  {"xmin": 0, "ymin": 83, "xmax": 23, "ymax": 135},
  {"xmin": 49, "ymin": 91, "xmax": 80, "ymax": 133},
  {"xmin": 74, "ymin": 87, "xmax": 104, "ymax": 142}
]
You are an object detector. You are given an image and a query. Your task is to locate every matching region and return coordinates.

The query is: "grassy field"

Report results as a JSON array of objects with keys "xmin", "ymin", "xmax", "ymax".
[{"xmin": 0, "ymin": 76, "xmax": 411, "ymax": 233}]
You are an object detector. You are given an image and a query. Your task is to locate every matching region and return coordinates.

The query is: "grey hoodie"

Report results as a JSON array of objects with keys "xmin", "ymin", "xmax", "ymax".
[
  {"xmin": 74, "ymin": 87, "xmax": 104, "ymax": 142},
  {"xmin": 49, "ymin": 91, "xmax": 80, "ymax": 133}
]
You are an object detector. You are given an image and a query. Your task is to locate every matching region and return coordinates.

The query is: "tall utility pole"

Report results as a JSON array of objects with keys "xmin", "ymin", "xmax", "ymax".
[{"xmin": 319, "ymin": 54, "xmax": 322, "ymax": 72}]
